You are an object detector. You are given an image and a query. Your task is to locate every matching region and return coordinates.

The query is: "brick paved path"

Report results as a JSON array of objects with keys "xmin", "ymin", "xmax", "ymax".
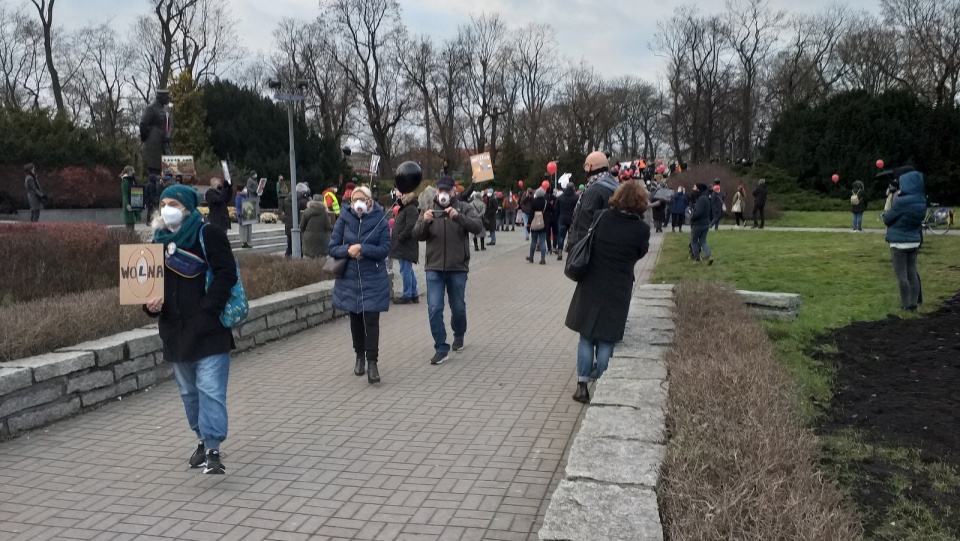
[{"xmin": 0, "ymin": 229, "xmax": 662, "ymax": 541}]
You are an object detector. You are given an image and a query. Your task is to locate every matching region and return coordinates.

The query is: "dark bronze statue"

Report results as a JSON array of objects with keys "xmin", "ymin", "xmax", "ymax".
[{"xmin": 139, "ymin": 89, "xmax": 174, "ymax": 174}]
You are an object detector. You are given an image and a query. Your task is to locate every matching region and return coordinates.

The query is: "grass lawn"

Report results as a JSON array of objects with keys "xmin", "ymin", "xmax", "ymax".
[
  {"xmin": 765, "ymin": 210, "xmax": 885, "ymax": 229},
  {"xmin": 652, "ymin": 230, "xmax": 960, "ymax": 539}
]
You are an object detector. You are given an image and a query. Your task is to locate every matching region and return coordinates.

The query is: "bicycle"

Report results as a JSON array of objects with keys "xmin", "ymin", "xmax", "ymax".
[{"xmin": 921, "ymin": 204, "xmax": 952, "ymax": 235}]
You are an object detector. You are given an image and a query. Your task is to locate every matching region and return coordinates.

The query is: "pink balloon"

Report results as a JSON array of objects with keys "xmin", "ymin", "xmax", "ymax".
[
  {"xmin": 388, "ymin": 218, "xmax": 395, "ymax": 228},
  {"xmin": 541, "ymin": 180, "xmax": 551, "ymax": 190},
  {"xmin": 876, "ymin": 159, "xmax": 884, "ymax": 169},
  {"xmin": 831, "ymin": 174, "xmax": 840, "ymax": 183},
  {"xmin": 518, "ymin": 180, "xmax": 524, "ymax": 187},
  {"xmin": 546, "ymin": 161, "xmax": 557, "ymax": 175}
]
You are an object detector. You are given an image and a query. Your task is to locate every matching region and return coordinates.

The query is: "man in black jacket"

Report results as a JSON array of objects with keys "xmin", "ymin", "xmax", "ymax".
[
  {"xmin": 567, "ymin": 151, "xmax": 620, "ymax": 250},
  {"xmin": 555, "ymin": 184, "xmax": 578, "ymax": 260},
  {"xmin": 752, "ymin": 178, "xmax": 767, "ymax": 229},
  {"xmin": 689, "ymin": 183, "xmax": 714, "ymax": 265}
]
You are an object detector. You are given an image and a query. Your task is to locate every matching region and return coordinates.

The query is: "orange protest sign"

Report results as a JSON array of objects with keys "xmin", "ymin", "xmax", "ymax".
[
  {"xmin": 119, "ymin": 244, "xmax": 165, "ymax": 305},
  {"xmin": 470, "ymin": 152, "xmax": 495, "ymax": 182}
]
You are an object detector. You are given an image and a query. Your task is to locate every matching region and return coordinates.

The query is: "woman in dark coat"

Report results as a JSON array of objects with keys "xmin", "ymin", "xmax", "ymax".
[
  {"xmin": 329, "ymin": 186, "xmax": 391, "ymax": 384},
  {"xmin": 390, "ymin": 192, "xmax": 420, "ymax": 303},
  {"xmin": 144, "ymin": 185, "xmax": 238, "ymax": 475},
  {"xmin": 301, "ymin": 196, "xmax": 333, "ymax": 259},
  {"xmin": 565, "ymin": 180, "xmax": 651, "ymax": 403},
  {"xmin": 204, "ymin": 177, "xmax": 232, "ymax": 230}
]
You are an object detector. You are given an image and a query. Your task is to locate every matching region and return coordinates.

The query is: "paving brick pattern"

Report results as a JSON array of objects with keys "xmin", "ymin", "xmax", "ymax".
[{"xmin": 0, "ymin": 228, "xmax": 662, "ymax": 541}]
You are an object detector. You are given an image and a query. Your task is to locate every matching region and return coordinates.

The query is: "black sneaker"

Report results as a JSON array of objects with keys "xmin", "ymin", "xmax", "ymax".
[
  {"xmin": 203, "ymin": 449, "xmax": 225, "ymax": 474},
  {"xmin": 188, "ymin": 442, "xmax": 205, "ymax": 468},
  {"xmin": 430, "ymin": 351, "xmax": 449, "ymax": 365},
  {"xmin": 452, "ymin": 337, "xmax": 464, "ymax": 351}
]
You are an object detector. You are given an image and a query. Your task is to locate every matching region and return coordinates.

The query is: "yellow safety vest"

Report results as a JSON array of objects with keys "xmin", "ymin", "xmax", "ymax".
[{"xmin": 324, "ymin": 191, "xmax": 340, "ymax": 214}]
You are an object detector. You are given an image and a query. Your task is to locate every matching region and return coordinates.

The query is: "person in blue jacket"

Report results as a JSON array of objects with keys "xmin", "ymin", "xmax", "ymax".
[
  {"xmin": 329, "ymin": 186, "xmax": 392, "ymax": 383},
  {"xmin": 882, "ymin": 168, "xmax": 926, "ymax": 311},
  {"xmin": 670, "ymin": 186, "xmax": 689, "ymax": 232}
]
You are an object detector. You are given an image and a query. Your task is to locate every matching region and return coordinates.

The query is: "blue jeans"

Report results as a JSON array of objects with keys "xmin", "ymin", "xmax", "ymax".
[
  {"xmin": 522, "ymin": 213, "xmax": 530, "ymax": 239},
  {"xmin": 690, "ymin": 227, "xmax": 712, "ymax": 261},
  {"xmin": 852, "ymin": 212, "xmax": 863, "ymax": 231},
  {"xmin": 398, "ymin": 259, "xmax": 418, "ymax": 298},
  {"xmin": 426, "ymin": 270, "xmax": 468, "ymax": 353},
  {"xmin": 529, "ymin": 231, "xmax": 547, "ymax": 261},
  {"xmin": 557, "ymin": 222, "xmax": 570, "ymax": 252},
  {"xmin": 577, "ymin": 335, "xmax": 615, "ymax": 382},
  {"xmin": 171, "ymin": 353, "xmax": 230, "ymax": 450},
  {"xmin": 488, "ymin": 226, "xmax": 496, "ymax": 244}
]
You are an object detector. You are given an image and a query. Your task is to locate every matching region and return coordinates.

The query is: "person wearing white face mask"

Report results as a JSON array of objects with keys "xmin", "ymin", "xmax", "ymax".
[
  {"xmin": 144, "ymin": 185, "xmax": 238, "ymax": 475},
  {"xmin": 329, "ymin": 186, "xmax": 392, "ymax": 383},
  {"xmin": 413, "ymin": 176, "xmax": 484, "ymax": 365}
]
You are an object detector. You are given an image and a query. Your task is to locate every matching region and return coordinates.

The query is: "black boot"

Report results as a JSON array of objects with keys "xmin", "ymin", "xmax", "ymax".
[
  {"xmin": 480, "ymin": 238, "xmax": 485, "ymax": 251},
  {"xmin": 367, "ymin": 360, "xmax": 380, "ymax": 384},
  {"xmin": 474, "ymin": 238, "xmax": 479, "ymax": 251},
  {"xmin": 354, "ymin": 354, "xmax": 365, "ymax": 376},
  {"xmin": 573, "ymin": 382, "xmax": 590, "ymax": 403}
]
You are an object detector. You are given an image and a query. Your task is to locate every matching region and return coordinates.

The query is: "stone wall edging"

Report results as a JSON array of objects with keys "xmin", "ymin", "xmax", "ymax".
[
  {"xmin": 538, "ymin": 283, "xmax": 674, "ymax": 541},
  {"xmin": 0, "ymin": 275, "xmax": 390, "ymax": 440}
]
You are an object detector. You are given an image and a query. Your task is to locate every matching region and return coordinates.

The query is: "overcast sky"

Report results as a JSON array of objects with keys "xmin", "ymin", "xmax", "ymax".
[{"xmin": 54, "ymin": 0, "xmax": 880, "ymax": 82}]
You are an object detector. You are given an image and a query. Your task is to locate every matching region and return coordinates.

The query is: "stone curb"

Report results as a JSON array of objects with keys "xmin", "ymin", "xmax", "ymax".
[
  {"xmin": 0, "ymin": 275, "xmax": 393, "ymax": 439},
  {"xmin": 539, "ymin": 284, "xmax": 672, "ymax": 541}
]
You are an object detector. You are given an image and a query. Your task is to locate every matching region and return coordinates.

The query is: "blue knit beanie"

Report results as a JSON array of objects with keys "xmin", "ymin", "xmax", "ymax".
[{"xmin": 160, "ymin": 185, "xmax": 200, "ymax": 212}]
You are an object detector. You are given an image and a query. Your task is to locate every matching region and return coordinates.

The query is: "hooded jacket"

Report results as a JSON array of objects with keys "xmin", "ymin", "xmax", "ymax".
[
  {"xmin": 671, "ymin": 191, "xmax": 689, "ymax": 215},
  {"xmin": 556, "ymin": 185, "xmax": 578, "ymax": 225},
  {"xmin": 390, "ymin": 193, "xmax": 420, "ymax": 263},
  {"xmin": 883, "ymin": 171, "xmax": 926, "ymax": 244},
  {"xmin": 301, "ymin": 200, "xmax": 333, "ymax": 258},
  {"xmin": 470, "ymin": 192, "xmax": 487, "ymax": 232},
  {"xmin": 689, "ymin": 187, "xmax": 714, "ymax": 228},
  {"xmin": 567, "ymin": 171, "xmax": 620, "ymax": 249},
  {"xmin": 851, "ymin": 180, "xmax": 868, "ymax": 213},
  {"xmin": 329, "ymin": 203, "xmax": 392, "ymax": 313},
  {"xmin": 413, "ymin": 194, "xmax": 484, "ymax": 272}
]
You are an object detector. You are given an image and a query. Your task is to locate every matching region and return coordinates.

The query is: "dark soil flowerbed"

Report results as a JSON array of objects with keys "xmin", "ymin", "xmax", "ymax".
[{"xmin": 814, "ymin": 295, "xmax": 960, "ymax": 538}]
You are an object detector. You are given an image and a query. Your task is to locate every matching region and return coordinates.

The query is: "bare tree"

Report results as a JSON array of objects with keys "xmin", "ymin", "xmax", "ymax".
[
  {"xmin": 726, "ymin": 0, "xmax": 785, "ymax": 159},
  {"xmin": 0, "ymin": 1, "xmax": 45, "ymax": 110},
  {"xmin": 152, "ymin": 0, "xmax": 199, "ymax": 90},
  {"xmin": 513, "ymin": 24, "xmax": 560, "ymax": 158},
  {"xmin": 28, "ymin": 0, "xmax": 66, "ymax": 115},
  {"xmin": 325, "ymin": 0, "xmax": 411, "ymax": 173},
  {"xmin": 457, "ymin": 13, "xmax": 514, "ymax": 161},
  {"xmin": 176, "ymin": 0, "xmax": 242, "ymax": 84},
  {"xmin": 881, "ymin": 0, "xmax": 960, "ymax": 107},
  {"xmin": 64, "ymin": 24, "xmax": 131, "ymax": 143}
]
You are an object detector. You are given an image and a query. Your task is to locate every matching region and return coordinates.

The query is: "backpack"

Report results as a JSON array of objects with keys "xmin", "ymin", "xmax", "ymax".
[{"xmin": 851, "ymin": 192, "xmax": 860, "ymax": 206}]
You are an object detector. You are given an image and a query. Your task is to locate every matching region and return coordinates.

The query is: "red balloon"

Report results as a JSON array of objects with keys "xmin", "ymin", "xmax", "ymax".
[
  {"xmin": 831, "ymin": 174, "xmax": 840, "ymax": 183},
  {"xmin": 518, "ymin": 180, "xmax": 524, "ymax": 187},
  {"xmin": 656, "ymin": 165, "xmax": 666, "ymax": 174},
  {"xmin": 541, "ymin": 180, "xmax": 551, "ymax": 190},
  {"xmin": 876, "ymin": 159, "xmax": 884, "ymax": 169},
  {"xmin": 546, "ymin": 161, "xmax": 557, "ymax": 175}
]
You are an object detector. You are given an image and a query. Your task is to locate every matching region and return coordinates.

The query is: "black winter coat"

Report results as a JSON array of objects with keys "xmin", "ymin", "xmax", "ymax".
[
  {"xmin": 390, "ymin": 198, "xmax": 420, "ymax": 263},
  {"xmin": 150, "ymin": 225, "xmax": 238, "ymax": 363},
  {"xmin": 567, "ymin": 173, "xmax": 619, "ymax": 249},
  {"xmin": 556, "ymin": 187, "xmax": 578, "ymax": 225},
  {"xmin": 544, "ymin": 193, "xmax": 559, "ymax": 224},
  {"xmin": 205, "ymin": 183, "xmax": 233, "ymax": 230},
  {"xmin": 689, "ymin": 191, "xmax": 713, "ymax": 228},
  {"xmin": 752, "ymin": 184, "xmax": 768, "ymax": 206},
  {"xmin": 282, "ymin": 194, "xmax": 309, "ymax": 234},
  {"xmin": 565, "ymin": 209, "xmax": 650, "ymax": 343}
]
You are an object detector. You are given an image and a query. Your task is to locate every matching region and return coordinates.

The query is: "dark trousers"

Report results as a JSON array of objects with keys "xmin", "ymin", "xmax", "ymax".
[
  {"xmin": 349, "ymin": 311, "xmax": 380, "ymax": 362},
  {"xmin": 30, "ymin": 210, "xmax": 40, "ymax": 222},
  {"xmin": 735, "ymin": 212, "xmax": 745, "ymax": 226},
  {"xmin": 753, "ymin": 205, "xmax": 765, "ymax": 227},
  {"xmin": 546, "ymin": 222, "xmax": 559, "ymax": 252},
  {"xmin": 890, "ymin": 248, "xmax": 922, "ymax": 309},
  {"xmin": 145, "ymin": 205, "xmax": 156, "ymax": 224},
  {"xmin": 671, "ymin": 213, "xmax": 684, "ymax": 231},
  {"xmin": 285, "ymin": 232, "xmax": 292, "ymax": 256}
]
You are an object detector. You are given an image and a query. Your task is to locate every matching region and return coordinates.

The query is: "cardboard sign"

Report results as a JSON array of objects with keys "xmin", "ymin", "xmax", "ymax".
[
  {"xmin": 470, "ymin": 152, "xmax": 494, "ymax": 182},
  {"xmin": 220, "ymin": 160, "xmax": 232, "ymax": 185},
  {"xmin": 161, "ymin": 155, "xmax": 196, "ymax": 176},
  {"xmin": 129, "ymin": 186, "xmax": 145, "ymax": 210},
  {"xmin": 119, "ymin": 244, "xmax": 165, "ymax": 305},
  {"xmin": 369, "ymin": 154, "xmax": 381, "ymax": 175},
  {"xmin": 240, "ymin": 198, "xmax": 260, "ymax": 225},
  {"xmin": 257, "ymin": 178, "xmax": 267, "ymax": 195}
]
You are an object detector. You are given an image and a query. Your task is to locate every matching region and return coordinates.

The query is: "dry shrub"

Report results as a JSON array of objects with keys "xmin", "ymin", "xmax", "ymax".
[
  {"xmin": 0, "ymin": 288, "xmax": 152, "ymax": 361},
  {"xmin": 0, "ymin": 223, "xmax": 142, "ymax": 305},
  {"xmin": 659, "ymin": 283, "xmax": 862, "ymax": 541},
  {"xmin": 0, "ymin": 165, "xmax": 121, "ymax": 211},
  {"xmin": 667, "ymin": 163, "xmax": 782, "ymax": 219},
  {"xmin": 237, "ymin": 253, "xmax": 335, "ymax": 300}
]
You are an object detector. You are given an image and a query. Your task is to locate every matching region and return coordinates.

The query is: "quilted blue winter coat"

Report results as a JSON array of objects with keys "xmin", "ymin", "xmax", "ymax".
[
  {"xmin": 329, "ymin": 203, "xmax": 392, "ymax": 313},
  {"xmin": 883, "ymin": 171, "xmax": 926, "ymax": 244}
]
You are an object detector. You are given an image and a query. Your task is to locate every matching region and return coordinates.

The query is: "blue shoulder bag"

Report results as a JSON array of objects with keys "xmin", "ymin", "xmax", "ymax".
[{"xmin": 199, "ymin": 225, "xmax": 249, "ymax": 327}]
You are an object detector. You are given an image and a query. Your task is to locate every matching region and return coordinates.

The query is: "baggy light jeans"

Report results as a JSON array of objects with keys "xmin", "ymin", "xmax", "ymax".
[{"xmin": 171, "ymin": 353, "xmax": 230, "ymax": 450}]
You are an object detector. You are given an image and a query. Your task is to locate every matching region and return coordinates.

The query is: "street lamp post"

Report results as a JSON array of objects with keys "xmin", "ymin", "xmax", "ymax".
[{"xmin": 270, "ymin": 79, "xmax": 308, "ymax": 258}]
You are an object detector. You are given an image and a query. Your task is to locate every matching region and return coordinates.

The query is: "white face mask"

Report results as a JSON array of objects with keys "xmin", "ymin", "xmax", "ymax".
[
  {"xmin": 437, "ymin": 192, "xmax": 451, "ymax": 207},
  {"xmin": 353, "ymin": 200, "xmax": 368, "ymax": 215},
  {"xmin": 161, "ymin": 206, "xmax": 184, "ymax": 227}
]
